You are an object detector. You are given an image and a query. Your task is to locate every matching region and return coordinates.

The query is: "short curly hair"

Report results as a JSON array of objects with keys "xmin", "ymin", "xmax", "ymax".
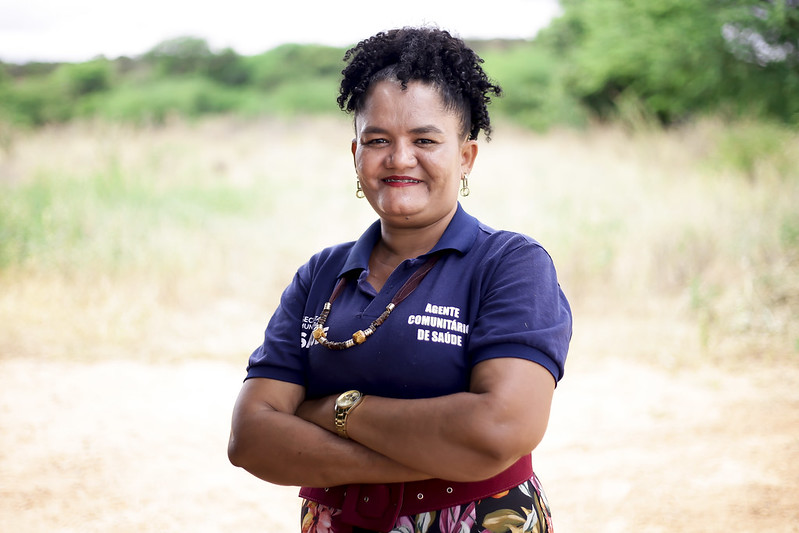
[{"xmin": 337, "ymin": 27, "xmax": 503, "ymax": 141}]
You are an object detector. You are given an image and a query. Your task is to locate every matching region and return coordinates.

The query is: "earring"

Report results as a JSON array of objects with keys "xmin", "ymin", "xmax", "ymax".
[
  {"xmin": 355, "ymin": 178, "xmax": 365, "ymax": 198},
  {"xmin": 460, "ymin": 173, "xmax": 471, "ymax": 197}
]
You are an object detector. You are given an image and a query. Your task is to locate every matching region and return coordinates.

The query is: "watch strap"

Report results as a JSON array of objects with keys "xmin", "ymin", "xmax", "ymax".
[{"xmin": 334, "ymin": 391, "xmax": 364, "ymax": 439}]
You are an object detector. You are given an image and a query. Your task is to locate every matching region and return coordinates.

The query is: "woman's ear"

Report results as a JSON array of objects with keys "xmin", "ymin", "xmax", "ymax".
[{"xmin": 461, "ymin": 139, "xmax": 478, "ymax": 174}]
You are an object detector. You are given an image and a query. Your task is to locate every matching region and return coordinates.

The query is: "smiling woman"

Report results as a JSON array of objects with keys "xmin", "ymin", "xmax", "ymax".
[
  {"xmin": 351, "ymin": 80, "xmax": 478, "ymax": 275},
  {"xmin": 227, "ymin": 27, "xmax": 572, "ymax": 533}
]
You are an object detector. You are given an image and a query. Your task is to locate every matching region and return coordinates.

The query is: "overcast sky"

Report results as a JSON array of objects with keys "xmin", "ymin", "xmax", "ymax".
[{"xmin": 0, "ymin": 0, "xmax": 561, "ymax": 63}]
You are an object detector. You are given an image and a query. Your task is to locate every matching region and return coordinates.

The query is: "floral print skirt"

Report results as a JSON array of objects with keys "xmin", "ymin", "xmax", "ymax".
[{"xmin": 301, "ymin": 473, "xmax": 553, "ymax": 533}]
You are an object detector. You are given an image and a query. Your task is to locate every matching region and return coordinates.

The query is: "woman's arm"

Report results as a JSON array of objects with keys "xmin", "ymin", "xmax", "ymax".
[
  {"xmin": 297, "ymin": 357, "xmax": 555, "ymax": 483},
  {"xmin": 227, "ymin": 377, "xmax": 430, "ymax": 487}
]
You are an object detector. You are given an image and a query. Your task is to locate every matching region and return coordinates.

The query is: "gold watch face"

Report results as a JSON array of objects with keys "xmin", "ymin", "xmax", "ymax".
[{"xmin": 337, "ymin": 390, "xmax": 362, "ymax": 409}]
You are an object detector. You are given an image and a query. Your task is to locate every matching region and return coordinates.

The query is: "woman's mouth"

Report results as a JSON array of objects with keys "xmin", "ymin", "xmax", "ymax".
[{"xmin": 383, "ymin": 176, "xmax": 421, "ymax": 186}]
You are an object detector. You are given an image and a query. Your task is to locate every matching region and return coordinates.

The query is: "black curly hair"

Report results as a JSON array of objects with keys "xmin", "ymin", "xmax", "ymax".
[{"xmin": 338, "ymin": 27, "xmax": 503, "ymax": 141}]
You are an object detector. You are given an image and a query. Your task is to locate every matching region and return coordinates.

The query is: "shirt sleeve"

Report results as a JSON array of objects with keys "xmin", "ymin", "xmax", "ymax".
[
  {"xmin": 245, "ymin": 263, "xmax": 312, "ymax": 386},
  {"xmin": 468, "ymin": 234, "xmax": 572, "ymax": 382}
]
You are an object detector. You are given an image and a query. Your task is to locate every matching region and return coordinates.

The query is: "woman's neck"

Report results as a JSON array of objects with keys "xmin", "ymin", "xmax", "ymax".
[
  {"xmin": 379, "ymin": 211, "xmax": 454, "ymax": 261},
  {"xmin": 367, "ymin": 213, "xmax": 453, "ymax": 291}
]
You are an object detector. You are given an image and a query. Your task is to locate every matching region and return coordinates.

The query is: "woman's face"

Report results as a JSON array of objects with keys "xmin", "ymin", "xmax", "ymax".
[{"xmin": 352, "ymin": 80, "xmax": 478, "ymax": 230}]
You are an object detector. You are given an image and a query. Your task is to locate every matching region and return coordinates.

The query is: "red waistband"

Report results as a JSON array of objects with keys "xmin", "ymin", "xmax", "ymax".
[{"xmin": 299, "ymin": 454, "xmax": 533, "ymax": 532}]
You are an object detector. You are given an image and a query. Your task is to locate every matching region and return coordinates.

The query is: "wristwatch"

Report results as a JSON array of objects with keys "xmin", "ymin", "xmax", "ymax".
[{"xmin": 334, "ymin": 390, "xmax": 364, "ymax": 439}]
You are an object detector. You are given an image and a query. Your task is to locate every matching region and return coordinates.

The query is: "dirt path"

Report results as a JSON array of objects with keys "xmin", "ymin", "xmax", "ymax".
[
  {"xmin": 537, "ymin": 357, "xmax": 799, "ymax": 532},
  {"xmin": 1, "ymin": 355, "xmax": 797, "ymax": 532}
]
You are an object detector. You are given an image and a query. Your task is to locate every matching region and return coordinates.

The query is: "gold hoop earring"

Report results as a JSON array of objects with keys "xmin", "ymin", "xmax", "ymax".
[
  {"xmin": 460, "ymin": 174, "xmax": 471, "ymax": 197},
  {"xmin": 355, "ymin": 178, "xmax": 365, "ymax": 199}
]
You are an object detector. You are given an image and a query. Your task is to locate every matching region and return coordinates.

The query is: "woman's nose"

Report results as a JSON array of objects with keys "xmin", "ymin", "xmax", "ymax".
[{"xmin": 387, "ymin": 142, "xmax": 416, "ymax": 168}]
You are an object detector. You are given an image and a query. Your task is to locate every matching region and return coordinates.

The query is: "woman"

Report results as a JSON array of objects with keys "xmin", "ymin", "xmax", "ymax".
[{"xmin": 228, "ymin": 27, "xmax": 572, "ymax": 533}]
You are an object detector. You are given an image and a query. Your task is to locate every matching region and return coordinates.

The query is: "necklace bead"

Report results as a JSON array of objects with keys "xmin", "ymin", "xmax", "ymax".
[{"xmin": 312, "ymin": 257, "xmax": 437, "ymax": 350}]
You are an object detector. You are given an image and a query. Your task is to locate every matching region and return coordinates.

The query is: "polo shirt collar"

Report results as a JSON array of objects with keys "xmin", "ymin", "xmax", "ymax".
[
  {"xmin": 430, "ymin": 203, "xmax": 480, "ymax": 255},
  {"xmin": 338, "ymin": 203, "xmax": 480, "ymax": 278}
]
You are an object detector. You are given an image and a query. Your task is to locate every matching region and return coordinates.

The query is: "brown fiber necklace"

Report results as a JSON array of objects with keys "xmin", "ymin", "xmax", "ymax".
[{"xmin": 312, "ymin": 254, "xmax": 440, "ymax": 350}]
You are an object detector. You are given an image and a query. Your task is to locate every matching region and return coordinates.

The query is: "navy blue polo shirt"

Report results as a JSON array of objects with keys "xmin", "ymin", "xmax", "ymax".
[{"xmin": 246, "ymin": 205, "xmax": 571, "ymax": 399}]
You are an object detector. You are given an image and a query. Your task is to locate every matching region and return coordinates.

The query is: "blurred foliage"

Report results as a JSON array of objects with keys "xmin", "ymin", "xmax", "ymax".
[
  {"xmin": 246, "ymin": 44, "xmax": 343, "ymax": 90},
  {"xmin": 0, "ymin": 38, "xmax": 346, "ymax": 127},
  {"xmin": 142, "ymin": 36, "xmax": 215, "ymax": 76},
  {"xmin": 478, "ymin": 42, "xmax": 589, "ymax": 131},
  {"xmin": 55, "ymin": 59, "xmax": 114, "ymax": 97},
  {"xmin": 534, "ymin": 0, "xmax": 799, "ymax": 126},
  {"xmin": 1, "ymin": 1, "xmax": 798, "ymax": 131}
]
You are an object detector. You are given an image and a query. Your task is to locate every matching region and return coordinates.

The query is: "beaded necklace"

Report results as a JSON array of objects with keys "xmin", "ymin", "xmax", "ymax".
[{"xmin": 312, "ymin": 254, "xmax": 440, "ymax": 350}]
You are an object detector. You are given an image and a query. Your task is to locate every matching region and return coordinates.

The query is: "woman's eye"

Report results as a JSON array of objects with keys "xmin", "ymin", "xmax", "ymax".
[
  {"xmin": 416, "ymin": 138, "xmax": 435, "ymax": 145},
  {"xmin": 366, "ymin": 138, "xmax": 388, "ymax": 145}
]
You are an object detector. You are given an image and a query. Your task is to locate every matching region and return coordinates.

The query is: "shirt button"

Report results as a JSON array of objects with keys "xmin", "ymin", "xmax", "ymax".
[
  {"xmin": 363, "ymin": 496, "xmax": 370, "ymax": 503},
  {"xmin": 446, "ymin": 487, "xmax": 454, "ymax": 494},
  {"xmin": 417, "ymin": 493, "xmax": 424, "ymax": 500}
]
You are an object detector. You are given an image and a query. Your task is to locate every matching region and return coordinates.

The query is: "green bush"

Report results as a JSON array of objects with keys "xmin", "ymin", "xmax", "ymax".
[
  {"xmin": 54, "ymin": 59, "xmax": 113, "ymax": 97},
  {"xmin": 206, "ymin": 48, "xmax": 250, "ymax": 86},
  {"xmin": 246, "ymin": 44, "xmax": 344, "ymax": 91},
  {"xmin": 84, "ymin": 77, "xmax": 246, "ymax": 123},
  {"xmin": 537, "ymin": 0, "xmax": 799, "ymax": 125},
  {"xmin": 142, "ymin": 36, "xmax": 214, "ymax": 77},
  {"xmin": 0, "ymin": 76, "xmax": 72, "ymax": 125},
  {"xmin": 480, "ymin": 42, "xmax": 588, "ymax": 130},
  {"xmin": 256, "ymin": 77, "xmax": 342, "ymax": 115}
]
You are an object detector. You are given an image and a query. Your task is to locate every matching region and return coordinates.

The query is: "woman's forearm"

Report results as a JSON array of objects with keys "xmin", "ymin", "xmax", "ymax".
[
  {"xmin": 347, "ymin": 393, "xmax": 526, "ymax": 481},
  {"xmin": 300, "ymin": 359, "xmax": 555, "ymax": 482},
  {"xmin": 228, "ymin": 382, "xmax": 430, "ymax": 487}
]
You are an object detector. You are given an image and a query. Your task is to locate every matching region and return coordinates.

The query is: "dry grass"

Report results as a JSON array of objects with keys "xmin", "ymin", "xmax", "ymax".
[{"xmin": 1, "ymin": 115, "xmax": 797, "ymax": 366}]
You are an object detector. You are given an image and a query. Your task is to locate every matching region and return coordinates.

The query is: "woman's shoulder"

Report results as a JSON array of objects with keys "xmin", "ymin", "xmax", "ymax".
[
  {"xmin": 302, "ymin": 240, "xmax": 357, "ymax": 274},
  {"xmin": 474, "ymin": 222, "xmax": 550, "ymax": 259}
]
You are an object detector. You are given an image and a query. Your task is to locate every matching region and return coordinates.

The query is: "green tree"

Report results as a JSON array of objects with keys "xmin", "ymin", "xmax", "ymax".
[
  {"xmin": 724, "ymin": 0, "xmax": 799, "ymax": 66},
  {"xmin": 538, "ymin": 0, "xmax": 799, "ymax": 124},
  {"xmin": 55, "ymin": 58, "xmax": 113, "ymax": 97},
  {"xmin": 143, "ymin": 36, "xmax": 213, "ymax": 76},
  {"xmin": 721, "ymin": 0, "xmax": 799, "ymax": 121},
  {"xmin": 247, "ymin": 43, "xmax": 343, "ymax": 91},
  {"xmin": 206, "ymin": 47, "xmax": 249, "ymax": 86}
]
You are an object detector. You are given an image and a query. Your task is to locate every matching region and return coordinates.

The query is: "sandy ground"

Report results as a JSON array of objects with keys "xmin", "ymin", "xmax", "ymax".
[{"xmin": 1, "ymin": 351, "xmax": 797, "ymax": 533}]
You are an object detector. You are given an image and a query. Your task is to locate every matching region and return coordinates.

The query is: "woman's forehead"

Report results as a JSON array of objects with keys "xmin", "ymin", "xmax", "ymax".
[
  {"xmin": 355, "ymin": 81, "xmax": 460, "ymax": 131},
  {"xmin": 363, "ymin": 80, "xmax": 444, "ymax": 108}
]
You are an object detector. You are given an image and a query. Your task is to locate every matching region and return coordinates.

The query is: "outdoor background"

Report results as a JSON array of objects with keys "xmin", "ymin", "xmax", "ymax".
[{"xmin": 1, "ymin": 1, "xmax": 798, "ymax": 532}]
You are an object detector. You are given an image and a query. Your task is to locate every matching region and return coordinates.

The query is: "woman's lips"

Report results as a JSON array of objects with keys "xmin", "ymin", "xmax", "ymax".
[{"xmin": 383, "ymin": 176, "xmax": 421, "ymax": 186}]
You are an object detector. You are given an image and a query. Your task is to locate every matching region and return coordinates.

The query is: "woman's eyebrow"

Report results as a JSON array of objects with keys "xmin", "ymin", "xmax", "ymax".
[
  {"xmin": 360, "ymin": 126, "xmax": 389, "ymax": 135},
  {"xmin": 409, "ymin": 125, "xmax": 445, "ymax": 135},
  {"xmin": 361, "ymin": 125, "xmax": 445, "ymax": 135}
]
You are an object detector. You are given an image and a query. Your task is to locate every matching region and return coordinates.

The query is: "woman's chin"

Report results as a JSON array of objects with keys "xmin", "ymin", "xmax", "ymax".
[
  {"xmin": 373, "ymin": 199, "xmax": 425, "ymax": 220},
  {"xmin": 379, "ymin": 209, "xmax": 422, "ymax": 223}
]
